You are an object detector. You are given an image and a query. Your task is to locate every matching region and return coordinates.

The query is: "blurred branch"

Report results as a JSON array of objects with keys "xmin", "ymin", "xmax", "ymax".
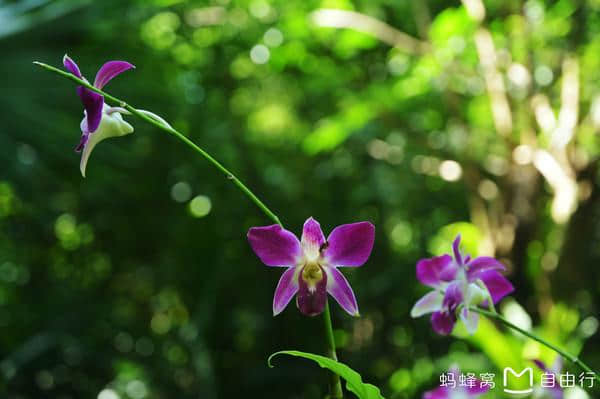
[
  {"xmin": 411, "ymin": 1, "xmax": 431, "ymax": 39},
  {"xmin": 461, "ymin": 0, "xmax": 512, "ymax": 136},
  {"xmin": 531, "ymin": 58, "xmax": 580, "ymax": 224},
  {"xmin": 553, "ymin": 58, "xmax": 579, "ymax": 150},
  {"xmin": 473, "ymin": 28, "xmax": 513, "ymax": 136},
  {"xmin": 533, "ymin": 150, "xmax": 577, "ymax": 223},
  {"xmin": 462, "ymin": 0, "xmax": 485, "ymax": 22},
  {"xmin": 310, "ymin": 9, "xmax": 429, "ymax": 54},
  {"xmin": 531, "ymin": 94, "xmax": 557, "ymax": 134}
]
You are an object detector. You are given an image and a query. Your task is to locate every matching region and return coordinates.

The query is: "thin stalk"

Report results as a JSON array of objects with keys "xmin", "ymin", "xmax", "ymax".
[
  {"xmin": 33, "ymin": 61, "xmax": 281, "ymax": 226},
  {"xmin": 471, "ymin": 307, "xmax": 600, "ymax": 384},
  {"xmin": 323, "ymin": 301, "xmax": 344, "ymax": 398}
]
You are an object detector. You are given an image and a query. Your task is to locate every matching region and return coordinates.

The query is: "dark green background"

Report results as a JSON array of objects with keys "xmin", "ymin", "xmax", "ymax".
[{"xmin": 2, "ymin": 0, "xmax": 600, "ymax": 397}]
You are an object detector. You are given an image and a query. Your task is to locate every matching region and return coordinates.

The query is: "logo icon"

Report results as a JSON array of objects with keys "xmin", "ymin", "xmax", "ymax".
[{"xmin": 503, "ymin": 367, "xmax": 533, "ymax": 394}]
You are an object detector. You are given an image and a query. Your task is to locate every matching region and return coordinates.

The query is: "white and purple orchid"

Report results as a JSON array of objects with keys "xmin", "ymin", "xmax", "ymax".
[
  {"xmin": 423, "ymin": 367, "xmax": 490, "ymax": 399},
  {"xmin": 411, "ymin": 234, "xmax": 514, "ymax": 335},
  {"xmin": 247, "ymin": 217, "xmax": 375, "ymax": 317},
  {"xmin": 62, "ymin": 55, "xmax": 135, "ymax": 177}
]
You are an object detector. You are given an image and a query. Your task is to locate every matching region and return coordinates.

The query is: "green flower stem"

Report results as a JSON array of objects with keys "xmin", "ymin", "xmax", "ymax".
[
  {"xmin": 471, "ymin": 307, "xmax": 600, "ymax": 383},
  {"xmin": 35, "ymin": 60, "xmax": 343, "ymax": 395},
  {"xmin": 33, "ymin": 61, "xmax": 281, "ymax": 226},
  {"xmin": 323, "ymin": 301, "xmax": 344, "ymax": 398}
]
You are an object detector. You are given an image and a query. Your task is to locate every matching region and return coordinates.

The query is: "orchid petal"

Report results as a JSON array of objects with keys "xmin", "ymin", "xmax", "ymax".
[
  {"xmin": 452, "ymin": 234, "xmax": 463, "ymax": 265},
  {"xmin": 551, "ymin": 357, "xmax": 563, "ymax": 375},
  {"xmin": 63, "ymin": 54, "xmax": 82, "ymax": 78},
  {"xmin": 416, "ymin": 254, "xmax": 454, "ymax": 287},
  {"xmin": 423, "ymin": 386, "xmax": 450, "ymax": 399},
  {"xmin": 79, "ymin": 107, "xmax": 133, "ymax": 177},
  {"xmin": 411, "ymin": 291, "xmax": 443, "ymax": 317},
  {"xmin": 273, "ymin": 267, "xmax": 299, "ymax": 316},
  {"xmin": 324, "ymin": 221, "xmax": 375, "ymax": 267},
  {"xmin": 301, "ymin": 217, "xmax": 325, "ymax": 261},
  {"xmin": 325, "ymin": 267, "xmax": 359, "ymax": 316},
  {"xmin": 76, "ymin": 117, "xmax": 89, "ymax": 152},
  {"xmin": 94, "ymin": 60, "xmax": 135, "ymax": 89},
  {"xmin": 465, "ymin": 283, "xmax": 487, "ymax": 307},
  {"xmin": 77, "ymin": 86, "xmax": 104, "ymax": 133},
  {"xmin": 478, "ymin": 270, "xmax": 514, "ymax": 304},
  {"xmin": 431, "ymin": 311, "xmax": 455, "ymax": 335},
  {"xmin": 534, "ymin": 359, "xmax": 564, "ymax": 399},
  {"xmin": 247, "ymin": 224, "xmax": 301, "ymax": 267},
  {"xmin": 442, "ymin": 281, "xmax": 464, "ymax": 310},
  {"xmin": 459, "ymin": 306, "xmax": 480, "ymax": 334},
  {"xmin": 534, "ymin": 359, "xmax": 549, "ymax": 372},
  {"xmin": 296, "ymin": 265, "xmax": 327, "ymax": 316},
  {"xmin": 467, "ymin": 256, "xmax": 506, "ymax": 281}
]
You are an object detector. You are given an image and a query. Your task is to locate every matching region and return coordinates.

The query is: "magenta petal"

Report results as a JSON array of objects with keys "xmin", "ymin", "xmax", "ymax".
[
  {"xmin": 75, "ymin": 133, "xmax": 89, "ymax": 152},
  {"xmin": 301, "ymin": 217, "xmax": 325, "ymax": 260},
  {"xmin": 466, "ymin": 256, "xmax": 505, "ymax": 281},
  {"xmin": 452, "ymin": 234, "xmax": 463, "ymax": 265},
  {"xmin": 431, "ymin": 311, "xmax": 455, "ymax": 335},
  {"xmin": 326, "ymin": 267, "xmax": 359, "ymax": 316},
  {"xmin": 273, "ymin": 267, "xmax": 299, "ymax": 316},
  {"xmin": 247, "ymin": 224, "xmax": 301, "ymax": 267},
  {"xmin": 478, "ymin": 270, "xmax": 514, "ymax": 304},
  {"xmin": 324, "ymin": 221, "xmax": 375, "ymax": 267},
  {"xmin": 93, "ymin": 60, "xmax": 135, "ymax": 89},
  {"xmin": 416, "ymin": 254, "xmax": 454, "ymax": 287},
  {"xmin": 296, "ymin": 266, "xmax": 327, "ymax": 316},
  {"xmin": 442, "ymin": 281, "xmax": 464, "ymax": 310},
  {"xmin": 75, "ymin": 118, "xmax": 90, "ymax": 152},
  {"xmin": 63, "ymin": 54, "xmax": 83, "ymax": 78},
  {"xmin": 534, "ymin": 359, "xmax": 548, "ymax": 371},
  {"xmin": 423, "ymin": 386, "xmax": 450, "ymax": 399},
  {"xmin": 76, "ymin": 86, "xmax": 104, "ymax": 133}
]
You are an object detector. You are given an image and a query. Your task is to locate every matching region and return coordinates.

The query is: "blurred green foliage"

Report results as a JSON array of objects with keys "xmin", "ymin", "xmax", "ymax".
[{"xmin": 2, "ymin": 0, "xmax": 600, "ymax": 398}]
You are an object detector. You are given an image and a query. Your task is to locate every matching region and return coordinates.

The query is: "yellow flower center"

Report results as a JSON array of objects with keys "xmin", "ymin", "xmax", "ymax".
[{"xmin": 302, "ymin": 262, "xmax": 323, "ymax": 288}]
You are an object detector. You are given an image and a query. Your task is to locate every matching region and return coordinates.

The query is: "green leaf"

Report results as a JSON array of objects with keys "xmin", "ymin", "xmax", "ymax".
[{"xmin": 268, "ymin": 350, "xmax": 385, "ymax": 399}]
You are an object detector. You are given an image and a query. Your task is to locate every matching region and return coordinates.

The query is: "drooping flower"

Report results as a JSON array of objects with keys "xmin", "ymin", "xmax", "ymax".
[
  {"xmin": 533, "ymin": 358, "xmax": 563, "ymax": 399},
  {"xmin": 247, "ymin": 217, "xmax": 375, "ymax": 316},
  {"xmin": 411, "ymin": 234, "xmax": 514, "ymax": 335},
  {"xmin": 423, "ymin": 367, "xmax": 490, "ymax": 399},
  {"xmin": 62, "ymin": 55, "xmax": 135, "ymax": 177}
]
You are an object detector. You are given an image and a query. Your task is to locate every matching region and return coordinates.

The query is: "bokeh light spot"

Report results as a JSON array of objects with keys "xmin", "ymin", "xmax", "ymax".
[
  {"xmin": 98, "ymin": 389, "xmax": 120, "ymax": 399},
  {"xmin": 439, "ymin": 160, "xmax": 462, "ymax": 181},
  {"xmin": 171, "ymin": 182, "xmax": 192, "ymax": 203},
  {"xmin": 188, "ymin": 195, "xmax": 212, "ymax": 218},
  {"xmin": 264, "ymin": 28, "xmax": 283, "ymax": 47},
  {"xmin": 250, "ymin": 44, "xmax": 270, "ymax": 64}
]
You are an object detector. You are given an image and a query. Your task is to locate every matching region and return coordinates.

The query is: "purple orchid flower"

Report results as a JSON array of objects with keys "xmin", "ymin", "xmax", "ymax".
[
  {"xmin": 247, "ymin": 217, "xmax": 375, "ymax": 316},
  {"xmin": 423, "ymin": 367, "xmax": 490, "ymax": 399},
  {"xmin": 533, "ymin": 358, "xmax": 563, "ymax": 399},
  {"xmin": 62, "ymin": 55, "xmax": 135, "ymax": 177},
  {"xmin": 411, "ymin": 234, "xmax": 514, "ymax": 335}
]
